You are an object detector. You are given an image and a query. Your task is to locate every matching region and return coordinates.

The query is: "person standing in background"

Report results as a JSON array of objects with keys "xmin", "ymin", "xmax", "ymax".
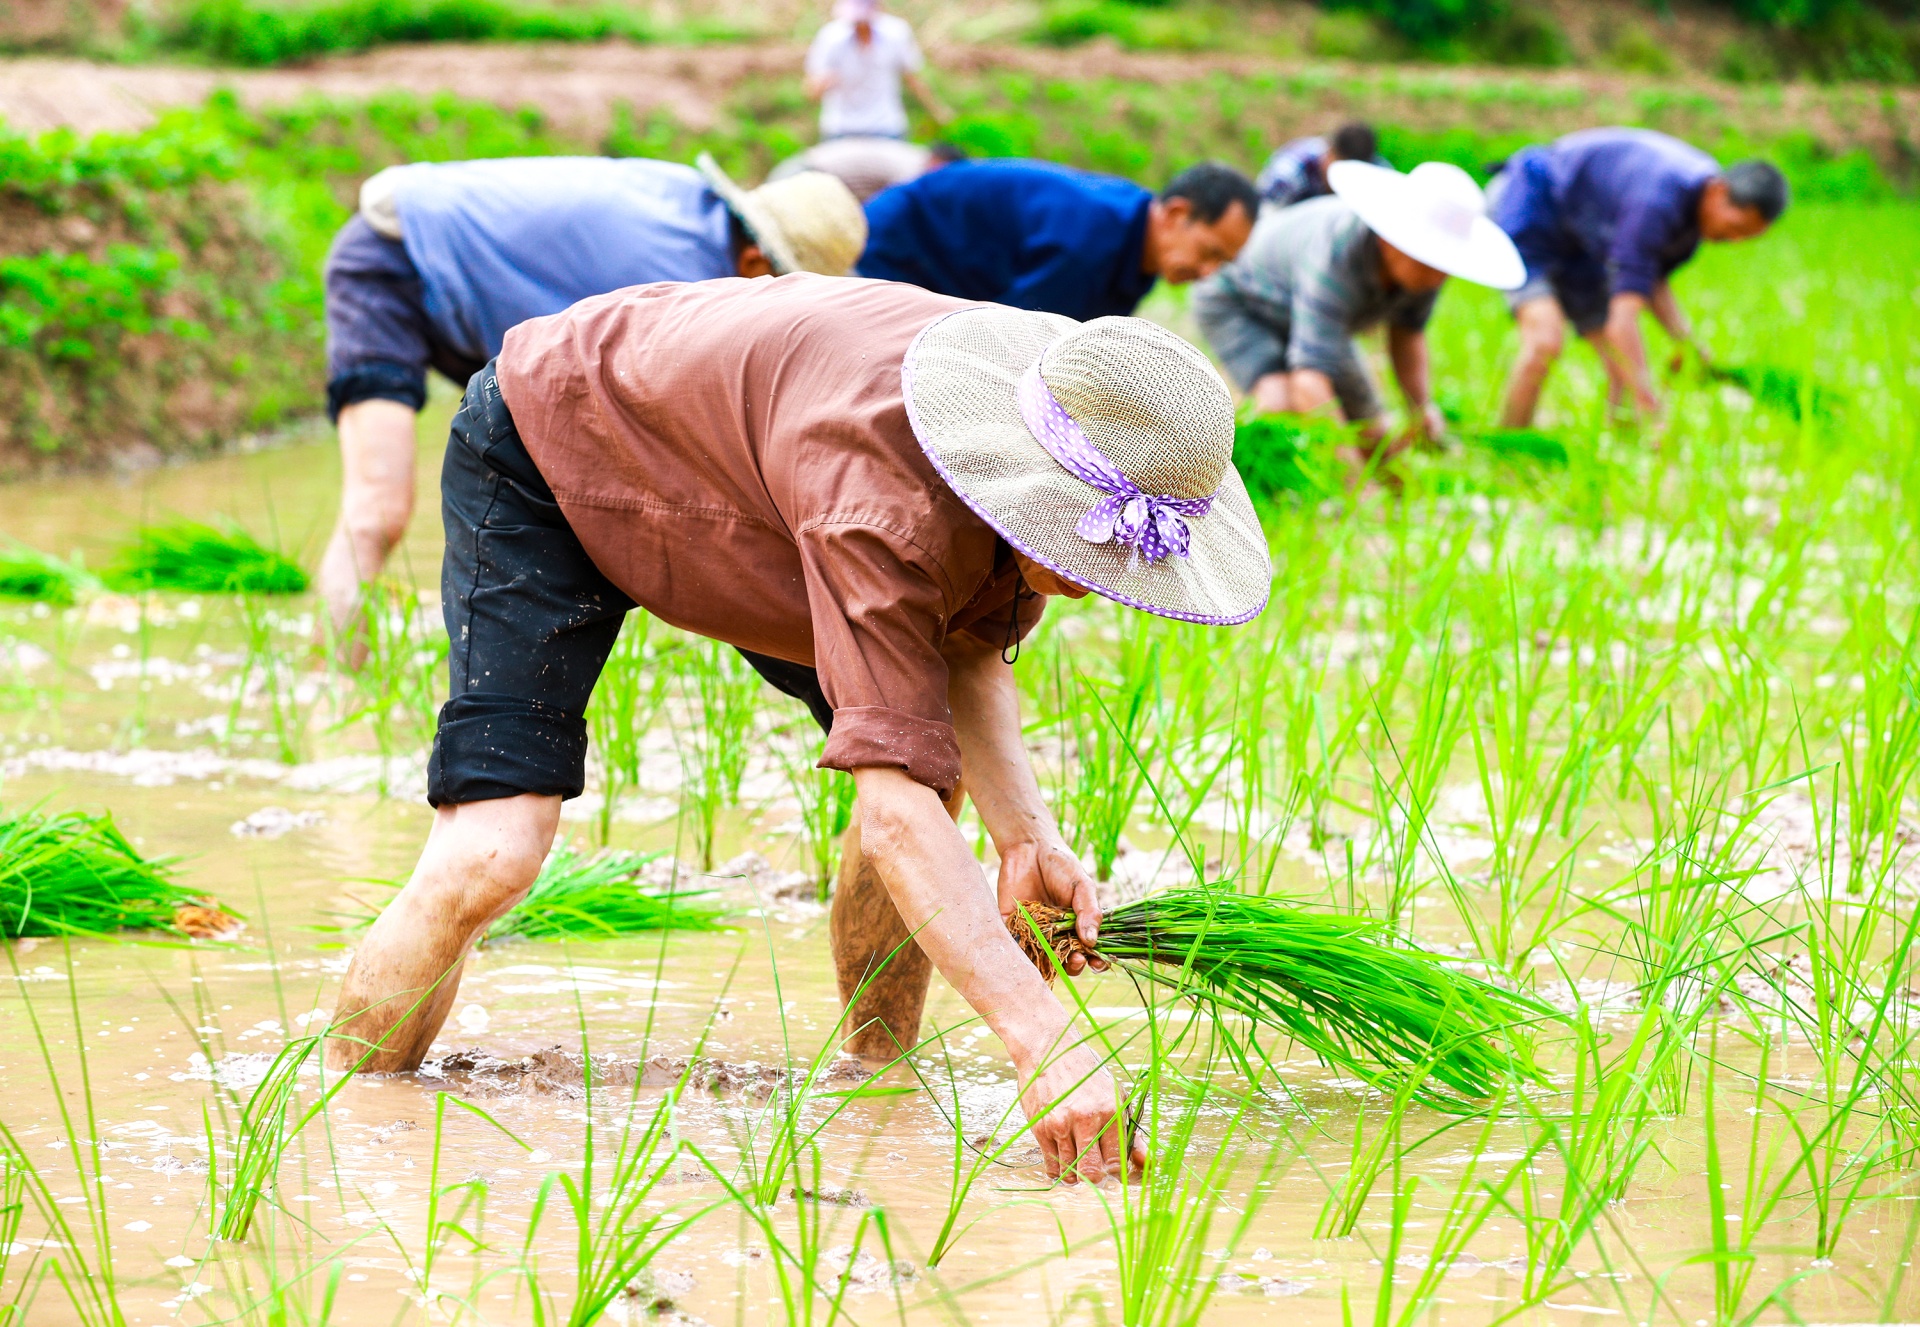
[
  {"xmin": 1255, "ymin": 121, "xmax": 1386, "ymax": 210},
  {"xmin": 804, "ymin": 0, "xmax": 948, "ymax": 141}
]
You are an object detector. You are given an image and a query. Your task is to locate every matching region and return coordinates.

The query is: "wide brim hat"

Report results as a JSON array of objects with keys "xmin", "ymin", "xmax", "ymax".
[
  {"xmin": 1328, "ymin": 159, "xmax": 1526, "ymax": 291},
  {"xmin": 696, "ymin": 152, "xmax": 867, "ymax": 277},
  {"xmin": 903, "ymin": 308, "xmax": 1272, "ymax": 626}
]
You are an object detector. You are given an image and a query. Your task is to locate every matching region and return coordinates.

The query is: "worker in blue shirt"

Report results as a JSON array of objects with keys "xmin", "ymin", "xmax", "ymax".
[
  {"xmin": 316, "ymin": 154, "xmax": 865, "ymax": 657},
  {"xmin": 857, "ymin": 159, "xmax": 1259, "ymax": 322},
  {"xmin": 1489, "ymin": 128, "xmax": 1789, "ymax": 427}
]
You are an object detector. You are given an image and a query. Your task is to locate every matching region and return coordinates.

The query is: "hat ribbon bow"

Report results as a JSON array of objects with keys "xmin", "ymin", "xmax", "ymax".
[{"xmin": 1016, "ymin": 363, "xmax": 1214, "ymax": 565}]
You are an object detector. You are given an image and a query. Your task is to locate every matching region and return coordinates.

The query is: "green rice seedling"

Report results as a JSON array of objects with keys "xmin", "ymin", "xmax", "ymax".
[
  {"xmin": 337, "ymin": 576, "xmax": 447, "ymax": 788},
  {"xmin": 0, "ymin": 804, "xmax": 224, "ymax": 938},
  {"xmin": 484, "ymin": 840, "xmax": 726, "ymax": 942},
  {"xmin": 0, "ymin": 543, "xmax": 93, "ymax": 604},
  {"xmin": 785, "ymin": 758, "xmax": 856, "ymax": 900},
  {"xmin": 1011, "ymin": 889, "xmax": 1553, "ymax": 1107},
  {"xmin": 673, "ymin": 639, "xmax": 761, "ymax": 870},
  {"xmin": 1230, "ymin": 414, "xmax": 1344, "ymax": 500},
  {"xmin": 0, "ymin": 1144, "xmax": 25, "ymax": 1325},
  {"xmin": 585, "ymin": 610, "xmax": 668, "ymax": 846},
  {"xmin": 1707, "ymin": 362, "xmax": 1844, "ymax": 423},
  {"xmin": 102, "ymin": 519, "xmax": 308, "ymax": 595},
  {"xmin": 1464, "ymin": 426, "xmax": 1570, "ymax": 465},
  {"xmin": 226, "ymin": 591, "xmax": 318, "ymax": 765},
  {"xmin": 1058, "ymin": 651, "xmax": 1161, "ymax": 883}
]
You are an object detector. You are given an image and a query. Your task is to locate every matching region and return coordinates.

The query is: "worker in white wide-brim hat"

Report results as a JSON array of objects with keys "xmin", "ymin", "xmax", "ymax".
[{"xmin": 1192, "ymin": 159, "xmax": 1523, "ymax": 459}]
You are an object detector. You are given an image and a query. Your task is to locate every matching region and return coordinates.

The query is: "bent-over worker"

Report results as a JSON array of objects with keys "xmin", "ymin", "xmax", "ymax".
[
  {"xmin": 1488, "ymin": 128, "xmax": 1789, "ymax": 426},
  {"xmin": 326, "ymin": 275, "xmax": 1272, "ymax": 1185},
  {"xmin": 317, "ymin": 154, "xmax": 865, "ymax": 657},
  {"xmin": 1193, "ymin": 161, "xmax": 1523, "ymax": 450},
  {"xmin": 857, "ymin": 159, "xmax": 1259, "ymax": 322},
  {"xmin": 1255, "ymin": 120, "xmax": 1386, "ymax": 211}
]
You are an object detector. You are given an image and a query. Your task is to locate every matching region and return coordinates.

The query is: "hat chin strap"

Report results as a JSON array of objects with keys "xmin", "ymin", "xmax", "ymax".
[{"xmin": 1016, "ymin": 362, "xmax": 1215, "ymax": 565}]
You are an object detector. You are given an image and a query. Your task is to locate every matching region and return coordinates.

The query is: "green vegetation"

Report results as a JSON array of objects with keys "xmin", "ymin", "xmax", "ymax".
[
  {"xmin": 0, "ymin": 544, "xmax": 92, "ymax": 603},
  {"xmin": 1230, "ymin": 414, "xmax": 1344, "ymax": 499},
  {"xmin": 484, "ymin": 841, "xmax": 726, "ymax": 941},
  {"xmin": 0, "ymin": 805, "xmax": 207, "ymax": 937},
  {"xmin": 102, "ymin": 519, "xmax": 308, "ymax": 594},
  {"xmin": 1013, "ymin": 889, "xmax": 1551, "ymax": 1105},
  {"xmin": 155, "ymin": 0, "xmax": 744, "ymax": 67}
]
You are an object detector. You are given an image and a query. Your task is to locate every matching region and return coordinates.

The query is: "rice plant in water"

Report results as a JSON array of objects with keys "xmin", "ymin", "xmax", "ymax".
[
  {"xmin": 0, "ymin": 805, "xmax": 230, "ymax": 938},
  {"xmin": 484, "ymin": 841, "xmax": 726, "ymax": 942},
  {"xmin": 1010, "ymin": 888, "xmax": 1553, "ymax": 1106},
  {"xmin": 0, "ymin": 543, "xmax": 93, "ymax": 604},
  {"xmin": 1230, "ymin": 414, "xmax": 1343, "ymax": 499},
  {"xmin": 102, "ymin": 519, "xmax": 308, "ymax": 594}
]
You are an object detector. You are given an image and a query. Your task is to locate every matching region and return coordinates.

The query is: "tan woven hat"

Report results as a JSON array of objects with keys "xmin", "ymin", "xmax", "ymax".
[
  {"xmin": 696, "ymin": 153, "xmax": 867, "ymax": 277},
  {"xmin": 903, "ymin": 309, "xmax": 1272, "ymax": 626}
]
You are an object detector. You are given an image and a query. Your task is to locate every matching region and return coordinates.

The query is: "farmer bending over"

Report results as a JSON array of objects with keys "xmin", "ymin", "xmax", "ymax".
[
  {"xmin": 1255, "ymin": 120, "xmax": 1386, "ymax": 210},
  {"xmin": 317, "ymin": 154, "xmax": 864, "ymax": 659},
  {"xmin": 1193, "ymin": 161, "xmax": 1522, "ymax": 453},
  {"xmin": 326, "ymin": 276, "xmax": 1271, "ymax": 1185},
  {"xmin": 858, "ymin": 159, "xmax": 1259, "ymax": 321},
  {"xmin": 1489, "ymin": 128, "xmax": 1788, "ymax": 427}
]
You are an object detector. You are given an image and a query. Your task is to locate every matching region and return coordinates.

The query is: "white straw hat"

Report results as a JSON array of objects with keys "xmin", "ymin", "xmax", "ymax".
[
  {"xmin": 1328, "ymin": 159, "xmax": 1526, "ymax": 291},
  {"xmin": 903, "ymin": 309, "xmax": 1272, "ymax": 626},
  {"xmin": 696, "ymin": 152, "xmax": 868, "ymax": 277}
]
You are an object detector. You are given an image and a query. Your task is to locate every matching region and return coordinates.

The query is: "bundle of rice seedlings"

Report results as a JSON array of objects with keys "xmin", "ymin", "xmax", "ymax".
[
  {"xmin": 102, "ymin": 520, "xmax": 309, "ymax": 595},
  {"xmin": 1708, "ymin": 363, "xmax": 1843, "ymax": 423},
  {"xmin": 0, "ymin": 543, "xmax": 95, "ymax": 604},
  {"xmin": 1230, "ymin": 415, "xmax": 1343, "ymax": 499},
  {"xmin": 483, "ymin": 841, "xmax": 727, "ymax": 942},
  {"xmin": 0, "ymin": 805, "xmax": 238, "ymax": 939},
  {"xmin": 1466, "ymin": 428, "xmax": 1569, "ymax": 466},
  {"xmin": 1010, "ymin": 889, "xmax": 1552, "ymax": 1108}
]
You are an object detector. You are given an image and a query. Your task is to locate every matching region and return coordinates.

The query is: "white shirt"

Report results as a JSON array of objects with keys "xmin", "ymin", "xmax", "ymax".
[{"xmin": 804, "ymin": 14, "xmax": 923, "ymax": 140}]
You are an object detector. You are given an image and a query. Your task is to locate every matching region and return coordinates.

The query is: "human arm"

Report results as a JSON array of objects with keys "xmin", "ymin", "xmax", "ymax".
[
  {"xmin": 1598, "ymin": 291, "xmax": 1661, "ymax": 417},
  {"xmin": 1648, "ymin": 278, "xmax": 1703, "ymax": 373},
  {"xmin": 1387, "ymin": 325, "xmax": 1447, "ymax": 444},
  {"xmin": 903, "ymin": 71, "xmax": 950, "ymax": 125},
  {"xmin": 851, "ymin": 755, "xmax": 1141, "ymax": 1184}
]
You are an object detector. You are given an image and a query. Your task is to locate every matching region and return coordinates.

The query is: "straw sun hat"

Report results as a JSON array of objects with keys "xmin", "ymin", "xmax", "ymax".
[
  {"xmin": 904, "ymin": 311, "xmax": 1272, "ymax": 626},
  {"xmin": 697, "ymin": 152, "xmax": 867, "ymax": 277},
  {"xmin": 1327, "ymin": 159, "xmax": 1526, "ymax": 291}
]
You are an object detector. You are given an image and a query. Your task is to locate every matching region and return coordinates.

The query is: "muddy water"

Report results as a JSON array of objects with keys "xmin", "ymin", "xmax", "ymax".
[{"xmin": 2, "ymin": 432, "xmax": 1915, "ymax": 1325}]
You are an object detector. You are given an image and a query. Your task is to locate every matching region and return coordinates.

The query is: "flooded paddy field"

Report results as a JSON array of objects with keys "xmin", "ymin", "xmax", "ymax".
[{"xmin": 2, "ymin": 210, "xmax": 1919, "ymax": 1326}]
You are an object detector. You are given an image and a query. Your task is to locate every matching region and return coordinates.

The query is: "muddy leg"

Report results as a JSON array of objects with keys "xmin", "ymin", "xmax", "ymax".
[
  {"xmin": 326, "ymin": 794, "xmax": 559, "ymax": 1073},
  {"xmin": 830, "ymin": 786, "xmax": 965, "ymax": 1062}
]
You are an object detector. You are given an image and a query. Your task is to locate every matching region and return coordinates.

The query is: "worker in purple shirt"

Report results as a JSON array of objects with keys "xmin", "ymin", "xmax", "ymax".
[
  {"xmin": 1489, "ymin": 128, "xmax": 1788, "ymax": 427},
  {"xmin": 1254, "ymin": 121, "xmax": 1386, "ymax": 210}
]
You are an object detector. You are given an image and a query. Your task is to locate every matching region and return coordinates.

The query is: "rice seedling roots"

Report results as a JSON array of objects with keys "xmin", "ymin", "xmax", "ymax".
[{"xmin": 1007, "ymin": 903, "xmax": 1092, "ymax": 983}]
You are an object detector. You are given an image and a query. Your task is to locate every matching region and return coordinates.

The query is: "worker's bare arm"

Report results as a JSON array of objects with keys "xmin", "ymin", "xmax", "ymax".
[
  {"xmin": 1387, "ymin": 325, "xmax": 1446, "ymax": 442},
  {"xmin": 1599, "ymin": 291, "xmax": 1661, "ymax": 417},
  {"xmin": 944, "ymin": 636, "xmax": 1102, "ymax": 968},
  {"xmin": 803, "ymin": 72, "xmax": 837, "ymax": 100},
  {"xmin": 904, "ymin": 71, "xmax": 951, "ymax": 125},
  {"xmin": 851, "ymin": 764, "xmax": 1141, "ymax": 1183},
  {"xmin": 1285, "ymin": 368, "xmax": 1340, "ymax": 417},
  {"xmin": 1648, "ymin": 279, "xmax": 1701, "ymax": 372}
]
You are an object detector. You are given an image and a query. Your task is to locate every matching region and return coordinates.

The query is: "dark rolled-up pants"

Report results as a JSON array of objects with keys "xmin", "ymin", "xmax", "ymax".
[{"xmin": 426, "ymin": 362, "xmax": 833, "ymax": 808}]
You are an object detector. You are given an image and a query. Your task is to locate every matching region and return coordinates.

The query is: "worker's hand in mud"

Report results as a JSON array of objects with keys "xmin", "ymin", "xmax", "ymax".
[
  {"xmin": 996, "ymin": 838, "xmax": 1106, "ymax": 973},
  {"xmin": 1018, "ymin": 1046, "xmax": 1147, "ymax": 1186}
]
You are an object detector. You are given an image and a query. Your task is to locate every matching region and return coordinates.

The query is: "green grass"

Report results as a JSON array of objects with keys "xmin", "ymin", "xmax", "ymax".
[
  {"xmin": 484, "ymin": 841, "xmax": 727, "ymax": 942},
  {"xmin": 1229, "ymin": 415, "xmax": 1345, "ymax": 500},
  {"xmin": 101, "ymin": 519, "xmax": 308, "ymax": 595},
  {"xmin": 0, "ymin": 805, "xmax": 211, "ymax": 937}
]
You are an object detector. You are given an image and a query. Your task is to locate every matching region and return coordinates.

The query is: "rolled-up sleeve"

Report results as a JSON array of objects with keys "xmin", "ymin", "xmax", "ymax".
[{"xmin": 797, "ymin": 519, "xmax": 964, "ymax": 797}]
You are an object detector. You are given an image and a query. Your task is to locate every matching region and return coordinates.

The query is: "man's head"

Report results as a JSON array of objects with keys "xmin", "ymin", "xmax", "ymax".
[
  {"xmin": 699, "ymin": 153, "xmax": 868, "ymax": 277},
  {"xmin": 1377, "ymin": 238, "xmax": 1448, "ymax": 295},
  {"xmin": 1145, "ymin": 162, "xmax": 1259, "ymax": 285},
  {"xmin": 1327, "ymin": 121, "xmax": 1379, "ymax": 166},
  {"xmin": 836, "ymin": 0, "xmax": 877, "ymax": 38},
  {"xmin": 1701, "ymin": 160, "xmax": 1788, "ymax": 241}
]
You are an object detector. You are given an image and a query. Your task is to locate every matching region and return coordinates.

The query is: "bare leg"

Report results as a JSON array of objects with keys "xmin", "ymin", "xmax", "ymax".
[
  {"xmin": 318, "ymin": 399, "xmax": 420, "ymax": 666},
  {"xmin": 1498, "ymin": 296, "xmax": 1567, "ymax": 429},
  {"xmin": 830, "ymin": 785, "xmax": 965, "ymax": 1061},
  {"xmin": 326, "ymin": 794, "xmax": 560, "ymax": 1073}
]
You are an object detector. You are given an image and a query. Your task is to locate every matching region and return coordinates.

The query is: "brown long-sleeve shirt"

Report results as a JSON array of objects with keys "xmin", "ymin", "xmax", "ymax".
[{"xmin": 497, "ymin": 274, "xmax": 1044, "ymax": 797}]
